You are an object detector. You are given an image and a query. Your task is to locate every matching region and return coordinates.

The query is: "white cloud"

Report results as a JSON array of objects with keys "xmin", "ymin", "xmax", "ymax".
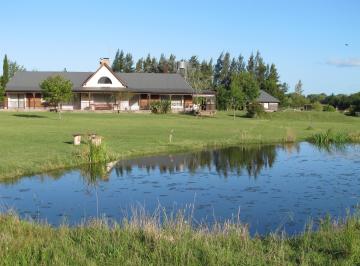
[{"xmin": 326, "ymin": 58, "xmax": 360, "ymax": 67}]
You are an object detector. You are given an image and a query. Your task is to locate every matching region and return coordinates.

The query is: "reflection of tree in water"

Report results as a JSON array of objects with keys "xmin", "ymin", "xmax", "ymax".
[
  {"xmin": 113, "ymin": 144, "xmax": 300, "ymax": 179},
  {"xmin": 80, "ymin": 163, "xmax": 109, "ymax": 186}
]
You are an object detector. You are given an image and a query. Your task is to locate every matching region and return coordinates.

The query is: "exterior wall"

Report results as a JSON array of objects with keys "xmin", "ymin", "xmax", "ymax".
[
  {"xmin": 7, "ymin": 93, "xmax": 26, "ymax": 109},
  {"xmin": 261, "ymin": 102, "xmax": 278, "ymax": 112},
  {"xmin": 83, "ymin": 65, "xmax": 125, "ymax": 88}
]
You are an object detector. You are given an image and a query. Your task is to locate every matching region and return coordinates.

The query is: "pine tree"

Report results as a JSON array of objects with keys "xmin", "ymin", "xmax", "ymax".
[
  {"xmin": 150, "ymin": 57, "xmax": 158, "ymax": 73},
  {"xmin": 143, "ymin": 54, "xmax": 152, "ymax": 73},
  {"xmin": 2, "ymin": 55, "xmax": 9, "ymax": 88},
  {"xmin": 124, "ymin": 53, "xmax": 134, "ymax": 72},
  {"xmin": 213, "ymin": 52, "xmax": 224, "ymax": 86},
  {"xmin": 135, "ymin": 58, "xmax": 143, "ymax": 72},
  {"xmin": 112, "ymin": 49, "xmax": 120, "ymax": 71},
  {"xmin": 221, "ymin": 52, "xmax": 231, "ymax": 87},
  {"xmin": 229, "ymin": 58, "xmax": 238, "ymax": 76},
  {"xmin": 158, "ymin": 54, "xmax": 168, "ymax": 73},
  {"xmin": 254, "ymin": 51, "xmax": 267, "ymax": 86},
  {"xmin": 295, "ymin": 80, "xmax": 303, "ymax": 95},
  {"xmin": 168, "ymin": 54, "xmax": 177, "ymax": 73},
  {"xmin": 112, "ymin": 49, "xmax": 125, "ymax": 72},
  {"xmin": 236, "ymin": 55, "xmax": 246, "ymax": 73},
  {"xmin": 246, "ymin": 53, "xmax": 255, "ymax": 75}
]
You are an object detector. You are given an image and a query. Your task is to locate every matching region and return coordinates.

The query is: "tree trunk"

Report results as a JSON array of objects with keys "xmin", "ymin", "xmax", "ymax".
[
  {"xmin": 233, "ymin": 108, "xmax": 236, "ymax": 120},
  {"xmin": 58, "ymin": 103, "xmax": 62, "ymax": 120}
]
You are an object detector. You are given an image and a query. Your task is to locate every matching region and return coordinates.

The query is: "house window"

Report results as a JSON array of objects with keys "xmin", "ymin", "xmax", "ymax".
[{"xmin": 98, "ymin": 76, "xmax": 112, "ymax": 84}]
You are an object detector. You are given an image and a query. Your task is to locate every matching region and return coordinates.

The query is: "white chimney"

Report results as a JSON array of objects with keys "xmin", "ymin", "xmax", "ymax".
[{"xmin": 100, "ymin": 57, "xmax": 110, "ymax": 66}]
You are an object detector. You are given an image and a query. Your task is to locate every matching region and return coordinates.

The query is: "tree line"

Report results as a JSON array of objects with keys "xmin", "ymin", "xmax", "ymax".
[{"xmin": 111, "ymin": 49, "xmax": 289, "ymax": 112}]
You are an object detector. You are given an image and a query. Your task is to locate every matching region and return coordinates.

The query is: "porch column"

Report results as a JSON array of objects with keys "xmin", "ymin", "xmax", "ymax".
[
  {"xmin": 148, "ymin": 93, "xmax": 151, "ymax": 109},
  {"xmin": 17, "ymin": 94, "xmax": 19, "ymax": 109},
  {"xmin": 182, "ymin": 95, "xmax": 185, "ymax": 109},
  {"xmin": 33, "ymin": 93, "xmax": 36, "ymax": 109},
  {"xmin": 88, "ymin": 92, "xmax": 91, "ymax": 110}
]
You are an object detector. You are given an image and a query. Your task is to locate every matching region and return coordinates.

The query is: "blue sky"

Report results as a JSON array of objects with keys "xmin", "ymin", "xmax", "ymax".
[{"xmin": 1, "ymin": 0, "xmax": 359, "ymax": 95}]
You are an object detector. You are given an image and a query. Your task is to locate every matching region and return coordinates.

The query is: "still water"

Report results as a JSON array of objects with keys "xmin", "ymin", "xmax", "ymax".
[{"xmin": 1, "ymin": 143, "xmax": 359, "ymax": 235}]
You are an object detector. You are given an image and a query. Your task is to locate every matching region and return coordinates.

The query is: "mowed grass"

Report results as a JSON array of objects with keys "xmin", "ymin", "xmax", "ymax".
[
  {"xmin": 0, "ymin": 111, "xmax": 359, "ymax": 179},
  {"xmin": 1, "ymin": 213, "xmax": 360, "ymax": 265}
]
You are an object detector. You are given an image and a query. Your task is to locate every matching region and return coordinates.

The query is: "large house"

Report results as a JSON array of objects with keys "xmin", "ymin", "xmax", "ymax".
[{"xmin": 4, "ymin": 58, "xmax": 279, "ymax": 112}]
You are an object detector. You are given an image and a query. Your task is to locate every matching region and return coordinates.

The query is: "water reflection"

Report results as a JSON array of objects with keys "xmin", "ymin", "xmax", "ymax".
[{"xmin": 113, "ymin": 143, "xmax": 300, "ymax": 180}]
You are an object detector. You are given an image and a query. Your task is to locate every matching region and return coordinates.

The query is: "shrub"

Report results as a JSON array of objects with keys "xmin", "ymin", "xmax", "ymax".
[
  {"xmin": 150, "ymin": 100, "xmax": 171, "ymax": 114},
  {"xmin": 160, "ymin": 100, "xmax": 171, "ymax": 114},
  {"xmin": 246, "ymin": 102, "xmax": 265, "ymax": 118},
  {"xmin": 311, "ymin": 101, "xmax": 323, "ymax": 111},
  {"xmin": 349, "ymin": 105, "xmax": 360, "ymax": 116},
  {"xmin": 308, "ymin": 129, "xmax": 350, "ymax": 146},
  {"xmin": 323, "ymin": 105, "xmax": 336, "ymax": 112}
]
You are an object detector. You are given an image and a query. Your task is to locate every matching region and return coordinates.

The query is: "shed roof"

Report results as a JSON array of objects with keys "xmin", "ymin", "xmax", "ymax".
[{"xmin": 258, "ymin": 90, "xmax": 280, "ymax": 103}]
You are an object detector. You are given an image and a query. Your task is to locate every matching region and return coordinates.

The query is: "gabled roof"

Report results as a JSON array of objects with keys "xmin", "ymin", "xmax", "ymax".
[
  {"xmin": 6, "ymin": 71, "xmax": 194, "ymax": 94},
  {"xmin": 258, "ymin": 90, "xmax": 280, "ymax": 103}
]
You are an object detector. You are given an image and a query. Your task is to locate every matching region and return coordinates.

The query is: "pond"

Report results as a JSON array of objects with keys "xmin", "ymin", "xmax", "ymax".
[{"xmin": 0, "ymin": 143, "xmax": 359, "ymax": 235}]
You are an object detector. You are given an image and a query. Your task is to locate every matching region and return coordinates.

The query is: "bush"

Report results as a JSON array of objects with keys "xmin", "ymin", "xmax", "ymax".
[
  {"xmin": 246, "ymin": 102, "xmax": 265, "ymax": 118},
  {"xmin": 150, "ymin": 100, "xmax": 171, "ymax": 114},
  {"xmin": 150, "ymin": 101, "xmax": 162, "ymax": 114},
  {"xmin": 349, "ymin": 105, "xmax": 360, "ymax": 116},
  {"xmin": 311, "ymin": 102, "xmax": 323, "ymax": 111},
  {"xmin": 323, "ymin": 105, "xmax": 336, "ymax": 112}
]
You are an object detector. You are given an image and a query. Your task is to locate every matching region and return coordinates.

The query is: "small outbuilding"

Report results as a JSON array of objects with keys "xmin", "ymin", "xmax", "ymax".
[{"xmin": 257, "ymin": 90, "xmax": 280, "ymax": 112}]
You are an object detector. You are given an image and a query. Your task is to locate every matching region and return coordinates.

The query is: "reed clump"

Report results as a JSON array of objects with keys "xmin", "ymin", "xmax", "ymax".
[{"xmin": 308, "ymin": 129, "xmax": 350, "ymax": 146}]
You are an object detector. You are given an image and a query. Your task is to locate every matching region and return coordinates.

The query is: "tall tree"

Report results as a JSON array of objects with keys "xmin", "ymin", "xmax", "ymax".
[
  {"xmin": 236, "ymin": 55, "xmax": 246, "ymax": 73},
  {"xmin": 2, "ymin": 55, "xmax": 9, "ymax": 88},
  {"xmin": 40, "ymin": 75, "xmax": 73, "ymax": 119},
  {"xmin": 150, "ymin": 57, "xmax": 158, "ymax": 73},
  {"xmin": 213, "ymin": 52, "xmax": 224, "ymax": 86},
  {"xmin": 123, "ymin": 53, "xmax": 134, "ymax": 72},
  {"xmin": 135, "ymin": 58, "xmax": 143, "ymax": 72},
  {"xmin": 295, "ymin": 80, "xmax": 303, "ymax": 95},
  {"xmin": 229, "ymin": 74, "xmax": 245, "ymax": 119},
  {"xmin": 246, "ymin": 53, "xmax": 255, "ymax": 75},
  {"xmin": 254, "ymin": 51, "xmax": 267, "ymax": 86},
  {"xmin": 220, "ymin": 52, "xmax": 231, "ymax": 87},
  {"xmin": 143, "ymin": 54, "xmax": 152, "ymax": 73},
  {"xmin": 168, "ymin": 54, "xmax": 177, "ymax": 73},
  {"xmin": 158, "ymin": 54, "xmax": 168, "ymax": 73},
  {"xmin": 112, "ymin": 49, "xmax": 125, "ymax": 72}
]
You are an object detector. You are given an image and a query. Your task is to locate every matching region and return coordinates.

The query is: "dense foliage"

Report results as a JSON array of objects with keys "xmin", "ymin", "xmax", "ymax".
[{"xmin": 40, "ymin": 75, "xmax": 73, "ymax": 118}]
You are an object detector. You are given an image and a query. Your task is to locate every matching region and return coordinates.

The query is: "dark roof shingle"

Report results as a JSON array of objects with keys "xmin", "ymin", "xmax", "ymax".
[{"xmin": 6, "ymin": 71, "xmax": 194, "ymax": 94}]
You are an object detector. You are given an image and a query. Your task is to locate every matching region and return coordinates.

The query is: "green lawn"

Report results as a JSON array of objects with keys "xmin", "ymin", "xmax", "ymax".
[{"xmin": 0, "ymin": 110, "xmax": 359, "ymax": 179}]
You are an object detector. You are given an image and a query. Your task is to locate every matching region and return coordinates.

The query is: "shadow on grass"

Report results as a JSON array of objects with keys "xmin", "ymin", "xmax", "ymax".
[
  {"xmin": 227, "ymin": 114, "xmax": 251, "ymax": 119},
  {"xmin": 13, "ymin": 114, "xmax": 47, "ymax": 119},
  {"xmin": 63, "ymin": 141, "xmax": 73, "ymax": 145}
]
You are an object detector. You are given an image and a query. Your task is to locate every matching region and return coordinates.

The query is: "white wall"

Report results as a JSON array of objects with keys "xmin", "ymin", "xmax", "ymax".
[
  {"xmin": 83, "ymin": 65, "xmax": 125, "ymax": 88},
  {"xmin": 7, "ymin": 93, "xmax": 25, "ymax": 109}
]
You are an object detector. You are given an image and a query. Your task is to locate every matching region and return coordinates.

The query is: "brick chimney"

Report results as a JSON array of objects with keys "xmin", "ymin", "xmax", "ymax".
[{"xmin": 100, "ymin": 57, "xmax": 110, "ymax": 66}]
